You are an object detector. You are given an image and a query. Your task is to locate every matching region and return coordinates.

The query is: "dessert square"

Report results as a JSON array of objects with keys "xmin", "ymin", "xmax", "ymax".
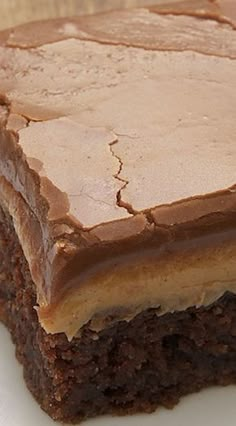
[{"xmin": 0, "ymin": 0, "xmax": 236, "ymax": 422}]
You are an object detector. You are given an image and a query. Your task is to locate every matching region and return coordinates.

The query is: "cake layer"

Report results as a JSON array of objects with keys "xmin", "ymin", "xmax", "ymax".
[
  {"xmin": 0, "ymin": 0, "xmax": 236, "ymax": 338},
  {"xmin": 1, "ymin": 203, "xmax": 236, "ymax": 423}
]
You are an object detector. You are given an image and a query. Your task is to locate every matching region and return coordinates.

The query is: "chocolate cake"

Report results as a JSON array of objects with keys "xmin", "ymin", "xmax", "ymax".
[{"xmin": 0, "ymin": 0, "xmax": 236, "ymax": 423}]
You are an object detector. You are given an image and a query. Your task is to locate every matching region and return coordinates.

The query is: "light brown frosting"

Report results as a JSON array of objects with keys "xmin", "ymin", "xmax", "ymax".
[{"xmin": 0, "ymin": 0, "xmax": 236, "ymax": 338}]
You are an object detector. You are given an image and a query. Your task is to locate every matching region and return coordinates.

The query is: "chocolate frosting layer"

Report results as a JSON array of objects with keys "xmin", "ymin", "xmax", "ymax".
[{"xmin": 0, "ymin": 0, "xmax": 236, "ymax": 338}]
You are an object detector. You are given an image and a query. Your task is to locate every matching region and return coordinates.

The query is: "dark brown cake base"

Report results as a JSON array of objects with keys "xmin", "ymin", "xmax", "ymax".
[{"xmin": 1, "ymin": 204, "xmax": 236, "ymax": 423}]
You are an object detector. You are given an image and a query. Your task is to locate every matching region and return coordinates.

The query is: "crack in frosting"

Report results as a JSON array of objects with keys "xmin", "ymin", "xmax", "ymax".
[{"xmin": 109, "ymin": 139, "xmax": 137, "ymax": 216}]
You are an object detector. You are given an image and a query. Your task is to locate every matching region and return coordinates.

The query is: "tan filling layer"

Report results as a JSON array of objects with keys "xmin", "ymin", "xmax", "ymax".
[
  {"xmin": 0, "ymin": 176, "xmax": 236, "ymax": 340},
  {"xmin": 40, "ymin": 240, "xmax": 236, "ymax": 339}
]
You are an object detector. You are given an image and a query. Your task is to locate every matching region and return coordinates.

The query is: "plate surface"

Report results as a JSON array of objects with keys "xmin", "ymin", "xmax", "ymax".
[{"xmin": 1, "ymin": 323, "xmax": 236, "ymax": 426}]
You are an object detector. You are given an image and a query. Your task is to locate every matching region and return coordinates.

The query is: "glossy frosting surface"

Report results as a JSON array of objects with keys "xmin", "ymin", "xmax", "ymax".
[{"xmin": 0, "ymin": 0, "xmax": 235, "ymax": 338}]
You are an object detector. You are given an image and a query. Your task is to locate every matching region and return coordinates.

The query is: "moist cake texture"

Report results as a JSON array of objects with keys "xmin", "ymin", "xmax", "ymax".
[{"xmin": 0, "ymin": 0, "xmax": 236, "ymax": 422}]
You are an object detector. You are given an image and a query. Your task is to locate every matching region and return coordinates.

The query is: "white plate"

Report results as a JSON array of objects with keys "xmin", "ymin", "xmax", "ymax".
[{"xmin": 1, "ymin": 322, "xmax": 236, "ymax": 426}]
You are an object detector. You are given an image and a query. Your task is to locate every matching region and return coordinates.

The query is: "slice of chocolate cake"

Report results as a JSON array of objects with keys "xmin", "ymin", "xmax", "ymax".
[{"xmin": 0, "ymin": 0, "xmax": 236, "ymax": 423}]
